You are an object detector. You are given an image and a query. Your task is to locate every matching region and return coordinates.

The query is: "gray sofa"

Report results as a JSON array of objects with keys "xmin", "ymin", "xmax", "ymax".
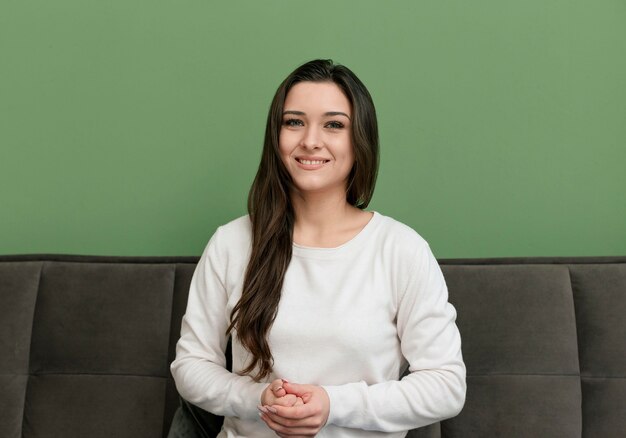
[{"xmin": 1, "ymin": 254, "xmax": 624, "ymax": 437}]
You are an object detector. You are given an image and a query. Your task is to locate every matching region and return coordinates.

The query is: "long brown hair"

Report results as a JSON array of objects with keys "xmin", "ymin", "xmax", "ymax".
[{"xmin": 227, "ymin": 59, "xmax": 379, "ymax": 380}]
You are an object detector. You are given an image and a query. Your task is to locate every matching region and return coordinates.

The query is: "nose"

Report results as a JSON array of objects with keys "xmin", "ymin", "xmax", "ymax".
[{"xmin": 300, "ymin": 125, "xmax": 322, "ymax": 149}]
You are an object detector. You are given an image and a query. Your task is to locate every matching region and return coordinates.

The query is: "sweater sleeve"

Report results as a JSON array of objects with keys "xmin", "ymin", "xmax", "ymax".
[
  {"xmin": 170, "ymin": 228, "xmax": 267, "ymax": 420},
  {"xmin": 322, "ymin": 242, "xmax": 466, "ymax": 432}
]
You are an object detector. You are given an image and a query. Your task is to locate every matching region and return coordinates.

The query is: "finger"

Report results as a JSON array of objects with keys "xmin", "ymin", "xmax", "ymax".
[
  {"xmin": 294, "ymin": 397, "xmax": 304, "ymax": 406},
  {"xmin": 262, "ymin": 409, "xmax": 320, "ymax": 428},
  {"xmin": 259, "ymin": 412, "xmax": 319, "ymax": 436},
  {"xmin": 282, "ymin": 381, "xmax": 307, "ymax": 397},
  {"xmin": 270, "ymin": 403, "xmax": 314, "ymax": 420},
  {"xmin": 271, "ymin": 379, "xmax": 286, "ymax": 397},
  {"xmin": 273, "ymin": 394, "xmax": 297, "ymax": 407},
  {"xmin": 272, "ymin": 385, "xmax": 286, "ymax": 398},
  {"xmin": 276, "ymin": 432, "xmax": 306, "ymax": 438}
]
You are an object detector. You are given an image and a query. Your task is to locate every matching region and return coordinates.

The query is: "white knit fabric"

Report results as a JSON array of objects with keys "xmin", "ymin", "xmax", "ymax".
[{"xmin": 171, "ymin": 212, "xmax": 466, "ymax": 437}]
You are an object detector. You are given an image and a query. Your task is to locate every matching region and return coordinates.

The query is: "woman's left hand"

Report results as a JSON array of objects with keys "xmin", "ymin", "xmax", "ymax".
[{"xmin": 258, "ymin": 381, "xmax": 330, "ymax": 437}]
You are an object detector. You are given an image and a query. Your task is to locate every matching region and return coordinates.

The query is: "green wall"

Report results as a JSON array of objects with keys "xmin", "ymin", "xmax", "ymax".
[{"xmin": 2, "ymin": 0, "xmax": 625, "ymax": 258}]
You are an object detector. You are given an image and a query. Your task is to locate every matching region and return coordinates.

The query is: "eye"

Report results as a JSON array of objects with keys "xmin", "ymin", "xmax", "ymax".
[
  {"xmin": 283, "ymin": 118, "xmax": 304, "ymax": 127},
  {"xmin": 325, "ymin": 121, "xmax": 345, "ymax": 129}
]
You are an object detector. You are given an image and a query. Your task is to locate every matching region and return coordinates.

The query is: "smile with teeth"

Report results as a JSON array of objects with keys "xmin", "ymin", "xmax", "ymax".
[{"xmin": 297, "ymin": 158, "xmax": 330, "ymax": 165}]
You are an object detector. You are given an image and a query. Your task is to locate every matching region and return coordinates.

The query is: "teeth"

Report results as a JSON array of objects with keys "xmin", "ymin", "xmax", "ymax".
[{"xmin": 299, "ymin": 159, "xmax": 326, "ymax": 165}]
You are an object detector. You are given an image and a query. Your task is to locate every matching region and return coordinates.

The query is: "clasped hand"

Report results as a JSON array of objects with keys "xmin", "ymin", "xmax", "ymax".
[{"xmin": 259, "ymin": 379, "xmax": 330, "ymax": 437}]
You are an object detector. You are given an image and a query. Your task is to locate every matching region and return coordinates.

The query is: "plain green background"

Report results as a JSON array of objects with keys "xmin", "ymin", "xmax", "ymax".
[{"xmin": 1, "ymin": 1, "xmax": 624, "ymax": 258}]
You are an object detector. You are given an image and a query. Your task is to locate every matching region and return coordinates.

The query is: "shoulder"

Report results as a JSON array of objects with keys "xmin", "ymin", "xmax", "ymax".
[
  {"xmin": 372, "ymin": 212, "xmax": 439, "ymax": 281},
  {"xmin": 214, "ymin": 215, "xmax": 252, "ymax": 245},
  {"xmin": 369, "ymin": 213, "xmax": 441, "ymax": 303},
  {"xmin": 373, "ymin": 214, "xmax": 446, "ymax": 304},
  {"xmin": 373, "ymin": 212, "xmax": 429, "ymax": 255},
  {"xmin": 202, "ymin": 215, "xmax": 252, "ymax": 259}
]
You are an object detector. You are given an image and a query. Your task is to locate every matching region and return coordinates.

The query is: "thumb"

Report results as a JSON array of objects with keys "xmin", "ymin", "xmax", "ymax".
[
  {"xmin": 300, "ymin": 392, "xmax": 313, "ymax": 403},
  {"xmin": 282, "ymin": 381, "xmax": 308, "ymax": 397}
]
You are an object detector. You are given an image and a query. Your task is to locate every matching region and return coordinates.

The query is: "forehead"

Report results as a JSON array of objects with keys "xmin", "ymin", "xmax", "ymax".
[{"xmin": 284, "ymin": 82, "xmax": 351, "ymax": 114}]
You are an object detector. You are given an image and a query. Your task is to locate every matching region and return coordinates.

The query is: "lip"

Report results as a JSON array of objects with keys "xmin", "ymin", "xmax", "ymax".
[{"xmin": 294, "ymin": 156, "xmax": 331, "ymax": 170}]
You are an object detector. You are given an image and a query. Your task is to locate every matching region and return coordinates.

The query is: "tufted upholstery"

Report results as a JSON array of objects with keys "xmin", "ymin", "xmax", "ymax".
[{"xmin": 1, "ymin": 254, "xmax": 624, "ymax": 437}]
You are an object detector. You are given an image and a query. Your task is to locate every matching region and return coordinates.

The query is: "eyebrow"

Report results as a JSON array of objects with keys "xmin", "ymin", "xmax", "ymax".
[{"xmin": 283, "ymin": 110, "xmax": 351, "ymax": 120}]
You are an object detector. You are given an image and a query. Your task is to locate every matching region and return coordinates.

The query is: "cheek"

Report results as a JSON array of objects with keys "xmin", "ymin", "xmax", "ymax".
[
  {"xmin": 278, "ymin": 129, "xmax": 296, "ymax": 155},
  {"xmin": 278, "ymin": 141, "xmax": 297, "ymax": 174},
  {"xmin": 348, "ymin": 144, "xmax": 355, "ymax": 164},
  {"xmin": 343, "ymin": 139, "xmax": 356, "ymax": 168},
  {"xmin": 278, "ymin": 133, "xmax": 289, "ymax": 160}
]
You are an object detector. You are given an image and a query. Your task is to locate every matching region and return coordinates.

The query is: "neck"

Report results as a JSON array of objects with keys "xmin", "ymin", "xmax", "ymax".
[
  {"xmin": 289, "ymin": 188, "xmax": 370, "ymax": 248},
  {"xmin": 291, "ymin": 190, "xmax": 353, "ymax": 229}
]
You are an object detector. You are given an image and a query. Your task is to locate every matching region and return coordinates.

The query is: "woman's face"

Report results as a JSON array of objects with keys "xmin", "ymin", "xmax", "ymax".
[{"xmin": 279, "ymin": 81, "xmax": 354, "ymax": 198}]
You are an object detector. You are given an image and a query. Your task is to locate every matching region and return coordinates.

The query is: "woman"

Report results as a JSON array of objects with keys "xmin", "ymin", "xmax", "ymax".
[{"xmin": 171, "ymin": 59, "xmax": 466, "ymax": 437}]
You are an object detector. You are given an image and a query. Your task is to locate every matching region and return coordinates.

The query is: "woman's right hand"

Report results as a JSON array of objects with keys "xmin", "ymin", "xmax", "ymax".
[{"xmin": 261, "ymin": 379, "xmax": 304, "ymax": 408}]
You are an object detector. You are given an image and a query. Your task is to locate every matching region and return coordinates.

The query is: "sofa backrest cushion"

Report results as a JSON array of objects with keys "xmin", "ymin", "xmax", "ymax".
[
  {"xmin": 439, "ymin": 264, "xmax": 581, "ymax": 437},
  {"xmin": 1, "ymin": 255, "xmax": 624, "ymax": 438},
  {"xmin": 570, "ymin": 263, "xmax": 626, "ymax": 436},
  {"xmin": 0, "ymin": 257, "xmax": 197, "ymax": 438}
]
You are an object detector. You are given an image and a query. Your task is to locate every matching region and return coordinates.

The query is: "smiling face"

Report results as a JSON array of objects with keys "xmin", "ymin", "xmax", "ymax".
[{"xmin": 279, "ymin": 81, "xmax": 354, "ymax": 199}]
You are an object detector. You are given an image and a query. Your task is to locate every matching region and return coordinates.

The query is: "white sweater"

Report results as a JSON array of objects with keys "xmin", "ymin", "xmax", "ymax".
[{"xmin": 171, "ymin": 212, "xmax": 466, "ymax": 437}]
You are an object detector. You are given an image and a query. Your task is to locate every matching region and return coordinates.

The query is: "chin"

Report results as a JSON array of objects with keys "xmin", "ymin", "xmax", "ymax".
[{"xmin": 292, "ymin": 182, "xmax": 348, "ymax": 197}]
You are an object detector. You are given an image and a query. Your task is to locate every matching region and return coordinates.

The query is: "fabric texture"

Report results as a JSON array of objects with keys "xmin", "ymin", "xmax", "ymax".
[
  {"xmin": 439, "ymin": 264, "xmax": 583, "ymax": 437},
  {"xmin": 168, "ymin": 406, "xmax": 202, "ymax": 438},
  {"xmin": 1, "ymin": 253, "xmax": 624, "ymax": 437},
  {"xmin": 167, "ymin": 398, "xmax": 224, "ymax": 438},
  {"xmin": 570, "ymin": 264, "xmax": 626, "ymax": 435},
  {"xmin": 170, "ymin": 212, "xmax": 466, "ymax": 437}
]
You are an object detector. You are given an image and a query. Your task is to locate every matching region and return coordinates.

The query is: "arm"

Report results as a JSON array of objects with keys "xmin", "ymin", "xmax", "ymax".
[
  {"xmin": 322, "ymin": 242, "xmax": 466, "ymax": 431},
  {"xmin": 170, "ymin": 229, "xmax": 267, "ymax": 420},
  {"xmin": 264, "ymin": 242, "xmax": 466, "ymax": 433}
]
